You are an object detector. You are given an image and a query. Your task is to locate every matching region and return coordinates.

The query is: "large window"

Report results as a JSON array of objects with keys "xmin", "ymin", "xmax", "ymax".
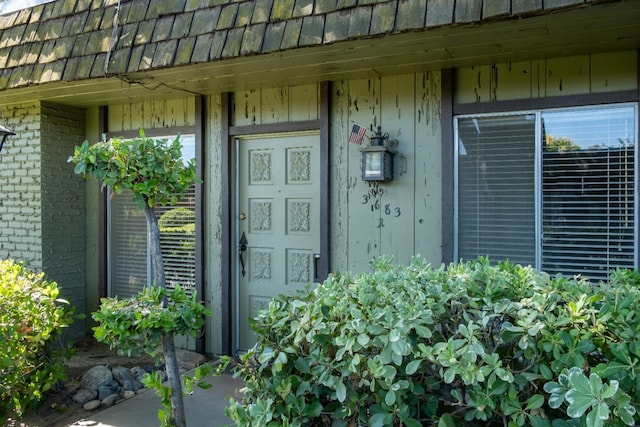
[
  {"xmin": 108, "ymin": 134, "xmax": 197, "ymax": 297},
  {"xmin": 455, "ymin": 104, "xmax": 637, "ymax": 281}
]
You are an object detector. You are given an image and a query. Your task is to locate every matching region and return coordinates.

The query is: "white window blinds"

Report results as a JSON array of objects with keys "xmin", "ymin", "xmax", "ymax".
[
  {"xmin": 541, "ymin": 106, "xmax": 636, "ymax": 281},
  {"xmin": 456, "ymin": 115, "xmax": 536, "ymax": 266},
  {"xmin": 456, "ymin": 105, "xmax": 637, "ymax": 281}
]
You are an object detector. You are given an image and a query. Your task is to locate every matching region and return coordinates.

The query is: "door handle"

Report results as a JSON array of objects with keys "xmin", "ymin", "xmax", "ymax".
[{"xmin": 239, "ymin": 232, "xmax": 248, "ymax": 277}]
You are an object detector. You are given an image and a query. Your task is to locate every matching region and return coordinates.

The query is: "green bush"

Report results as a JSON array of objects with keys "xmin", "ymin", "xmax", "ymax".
[
  {"xmin": 227, "ymin": 257, "xmax": 639, "ymax": 426},
  {"xmin": 92, "ymin": 285, "xmax": 208, "ymax": 358},
  {"xmin": 0, "ymin": 259, "xmax": 74, "ymax": 419}
]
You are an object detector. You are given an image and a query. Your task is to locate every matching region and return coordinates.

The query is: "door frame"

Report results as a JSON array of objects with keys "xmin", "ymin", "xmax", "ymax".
[{"xmin": 220, "ymin": 82, "xmax": 331, "ymax": 355}]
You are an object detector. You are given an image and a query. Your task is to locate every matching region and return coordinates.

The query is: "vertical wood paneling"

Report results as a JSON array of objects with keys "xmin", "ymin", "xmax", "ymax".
[
  {"xmin": 544, "ymin": 55, "xmax": 590, "ymax": 97},
  {"xmin": 379, "ymin": 74, "xmax": 416, "ymax": 264},
  {"xmin": 591, "ymin": 51, "xmax": 638, "ymax": 93},
  {"xmin": 260, "ymin": 87, "xmax": 289, "ymax": 123},
  {"xmin": 233, "ymin": 89, "xmax": 260, "ymax": 126},
  {"xmin": 106, "ymin": 97, "xmax": 195, "ymax": 132},
  {"xmin": 347, "ymin": 78, "xmax": 381, "ymax": 270},
  {"xmin": 414, "ymin": 71, "xmax": 442, "ymax": 264},
  {"xmin": 455, "ymin": 51, "xmax": 638, "ymax": 103},
  {"xmin": 289, "ymin": 84, "xmax": 319, "ymax": 121},
  {"xmin": 455, "ymin": 65, "xmax": 491, "ymax": 103},
  {"xmin": 494, "ymin": 61, "xmax": 533, "ymax": 100},
  {"xmin": 330, "ymin": 80, "xmax": 350, "ymax": 272}
]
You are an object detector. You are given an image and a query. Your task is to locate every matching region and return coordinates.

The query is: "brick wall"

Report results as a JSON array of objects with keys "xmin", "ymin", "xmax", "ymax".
[
  {"xmin": 0, "ymin": 102, "xmax": 43, "ymax": 267},
  {"xmin": 41, "ymin": 101, "xmax": 87, "ymax": 341},
  {"xmin": 0, "ymin": 101, "xmax": 87, "ymax": 341}
]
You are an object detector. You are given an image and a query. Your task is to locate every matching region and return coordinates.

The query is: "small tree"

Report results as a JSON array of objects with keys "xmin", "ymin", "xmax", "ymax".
[{"xmin": 69, "ymin": 130, "xmax": 199, "ymax": 427}]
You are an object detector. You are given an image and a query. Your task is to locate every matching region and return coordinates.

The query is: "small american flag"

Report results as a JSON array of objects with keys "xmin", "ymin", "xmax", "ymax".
[{"xmin": 348, "ymin": 123, "xmax": 367, "ymax": 145}]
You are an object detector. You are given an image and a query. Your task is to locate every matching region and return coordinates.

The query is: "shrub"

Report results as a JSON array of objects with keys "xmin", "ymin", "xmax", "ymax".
[
  {"xmin": 227, "ymin": 257, "xmax": 639, "ymax": 426},
  {"xmin": 0, "ymin": 259, "xmax": 74, "ymax": 419}
]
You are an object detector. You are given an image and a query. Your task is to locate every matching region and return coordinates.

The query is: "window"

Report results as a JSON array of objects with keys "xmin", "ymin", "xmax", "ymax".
[
  {"xmin": 455, "ymin": 104, "xmax": 637, "ymax": 281},
  {"xmin": 108, "ymin": 134, "xmax": 197, "ymax": 297}
]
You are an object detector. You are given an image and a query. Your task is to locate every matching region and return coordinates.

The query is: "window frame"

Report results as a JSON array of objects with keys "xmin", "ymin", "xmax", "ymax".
[
  {"xmin": 453, "ymin": 102, "xmax": 638, "ymax": 278},
  {"xmin": 106, "ymin": 133, "xmax": 198, "ymax": 298}
]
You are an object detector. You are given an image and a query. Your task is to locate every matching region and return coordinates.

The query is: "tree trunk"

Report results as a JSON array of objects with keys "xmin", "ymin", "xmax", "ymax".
[
  {"xmin": 144, "ymin": 205, "xmax": 187, "ymax": 427},
  {"xmin": 144, "ymin": 205, "xmax": 166, "ymax": 289}
]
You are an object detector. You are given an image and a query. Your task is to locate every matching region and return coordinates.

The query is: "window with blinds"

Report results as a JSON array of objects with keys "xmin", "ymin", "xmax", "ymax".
[
  {"xmin": 456, "ymin": 105, "xmax": 637, "ymax": 281},
  {"xmin": 108, "ymin": 134, "xmax": 197, "ymax": 297},
  {"xmin": 456, "ymin": 115, "xmax": 536, "ymax": 266},
  {"xmin": 541, "ymin": 106, "xmax": 636, "ymax": 281}
]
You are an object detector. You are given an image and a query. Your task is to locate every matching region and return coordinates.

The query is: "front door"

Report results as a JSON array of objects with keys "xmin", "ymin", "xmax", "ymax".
[{"xmin": 235, "ymin": 132, "xmax": 321, "ymax": 351}]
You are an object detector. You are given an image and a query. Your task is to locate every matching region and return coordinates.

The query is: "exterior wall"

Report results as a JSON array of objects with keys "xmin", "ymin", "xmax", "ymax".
[
  {"xmin": 107, "ymin": 98, "xmax": 196, "ymax": 132},
  {"xmin": 40, "ymin": 101, "xmax": 87, "ymax": 341},
  {"xmin": 331, "ymin": 73, "xmax": 443, "ymax": 272},
  {"xmin": 0, "ymin": 102, "xmax": 43, "ymax": 267},
  {"xmin": 455, "ymin": 51, "xmax": 638, "ymax": 103},
  {"xmin": 0, "ymin": 101, "xmax": 87, "ymax": 341}
]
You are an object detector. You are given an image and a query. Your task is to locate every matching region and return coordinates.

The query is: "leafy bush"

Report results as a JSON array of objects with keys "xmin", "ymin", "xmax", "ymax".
[
  {"xmin": 92, "ymin": 285, "xmax": 208, "ymax": 358},
  {"xmin": 0, "ymin": 259, "xmax": 73, "ymax": 419},
  {"xmin": 227, "ymin": 257, "xmax": 639, "ymax": 426}
]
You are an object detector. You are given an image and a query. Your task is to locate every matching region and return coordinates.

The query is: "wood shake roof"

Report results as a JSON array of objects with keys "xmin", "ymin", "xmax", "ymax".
[{"xmin": 0, "ymin": 0, "xmax": 634, "ymax": 91}]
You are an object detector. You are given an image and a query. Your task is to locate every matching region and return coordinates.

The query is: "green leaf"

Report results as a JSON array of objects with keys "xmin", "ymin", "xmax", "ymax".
[
  {"xmin": 406, "ymin": 360, "xmax": 421, "ymax": 375},
  {"xmin": 438, "ymin": 414, "xmax": 456, "ymax": 427},
  {"xmin": 566, "ymin": 390, "xmax": 593, "ymax": 418},
  {"xmin": 525, "ymin": 394, "xmax": 545, "ymax": 411}
]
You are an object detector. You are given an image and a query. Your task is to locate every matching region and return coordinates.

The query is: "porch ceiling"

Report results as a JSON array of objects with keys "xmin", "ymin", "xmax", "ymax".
[{"xmin": 0, "ymin": 0, "xmax": 638, "ymax": 108}]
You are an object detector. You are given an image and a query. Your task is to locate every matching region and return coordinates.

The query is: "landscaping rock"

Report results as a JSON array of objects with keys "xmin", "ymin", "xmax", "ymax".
[
  {"xmin": 123, "ymin": 390, "xmax": 135, "ymax": 399},
  {"xmin": 81, "ymin": 365, "xmax": 113, "ymax": 391},
  {"xmin": 72, "ymin": 388, "xmax": 98, "ymax": 404},
  {"xmin": 111, "ymin": 366, "xmax": 134, "ymax": 386},
  {"xmin": 82, "ymin": 400, "xmax": 101, "ymax": 411},
  {"xmin": 101, "ymin": 393, "xmax": 118, "ymax": 407}
]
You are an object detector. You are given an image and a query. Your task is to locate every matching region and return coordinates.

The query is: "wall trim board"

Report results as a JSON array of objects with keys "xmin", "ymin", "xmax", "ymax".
[
  {"xmin": 453, "ymin": 90, "xmax": 638, "ymax": 116},
  {"xmin": 228, "ymin": 120, "xmax": 322, "ymax": 136}
]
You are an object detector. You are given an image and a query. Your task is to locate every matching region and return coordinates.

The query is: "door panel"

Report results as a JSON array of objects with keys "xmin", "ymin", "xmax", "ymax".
[{"xmin": 236, "ymin": 133, "xmax": 320, "ymax": 351}]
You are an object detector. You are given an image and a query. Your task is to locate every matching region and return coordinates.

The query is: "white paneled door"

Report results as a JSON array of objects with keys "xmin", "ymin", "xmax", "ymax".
[{"xmin": 235, "ymin": 133, "xmax": 321, "ymax": 351}]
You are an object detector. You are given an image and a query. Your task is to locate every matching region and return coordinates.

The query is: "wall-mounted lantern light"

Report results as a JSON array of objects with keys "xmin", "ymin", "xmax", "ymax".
[
  {"xmin": 0, "ymin": 123, "xmax": 15, "ymax": 153},
  {"xmin": 361, "ymin": 126, "xmax": 396, "ymax": 182}
]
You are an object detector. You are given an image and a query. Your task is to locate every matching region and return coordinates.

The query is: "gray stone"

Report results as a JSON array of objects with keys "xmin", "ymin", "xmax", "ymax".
[
  {"xmin": 81, "ymin": 365, "xmax": 113, "ymax": 391},
  {"xmin": 73, "ymin": 388, "xmax": 98, "ymax": 404},
  {"xmin": 101, "ymin": 393, "xmax": 118, "ymax": 407},
  {"xmin": 112, "ymin": 366, "xmax": 134, "ymax": 386},
  {"xmin": 83, "ymin": 399, "xmax": 101, "ymax": 411},
  {"xmin": 130, "ymin": 366, "xmax": 147, "ymax": 381},
  {"xmin": 132, "ymin": 379, "xmax": 144, "ymax": 391},
  {"xmin": 97, "ymin": 384, "xmax": 117, "ymax": 400},
  {"xmin": 123, "ymin": 390, "xmax": 135, "ymax": 399}
]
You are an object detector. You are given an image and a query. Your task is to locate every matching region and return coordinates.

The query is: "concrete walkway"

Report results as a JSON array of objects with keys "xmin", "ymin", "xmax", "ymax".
[{"xmin": 68, "ymin": 373, "xmax": 244, "ymax": 427}]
